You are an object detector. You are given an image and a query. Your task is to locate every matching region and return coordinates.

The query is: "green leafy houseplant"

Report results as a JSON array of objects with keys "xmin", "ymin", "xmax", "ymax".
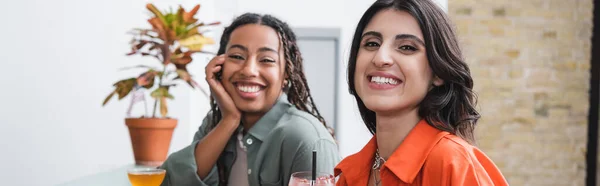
[
  {"xmin": 102, "ymin": 3, "xmax": 219, "ymax": 166},
  {"xmin": 103, "ymin": 3, "xmax": 219, "ymax": 117}
]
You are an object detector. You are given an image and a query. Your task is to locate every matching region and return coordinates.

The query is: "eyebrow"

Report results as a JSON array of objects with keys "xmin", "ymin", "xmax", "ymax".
[
  {"xmin": 228, "ymin": 44, "xmax": 278, "ymax": 53},
  {"xmin": 258, "ymin": 47, "xmax": 278, "ymax": 53},
  {"xmin": 361, "ymin": 31, "xmax": 382, "ymax": 39},
  {"xmin": 396, "ymin": 34, "xmax": 425, "ymax": 46},
  {"xmin": 228, "ymin": 44, "xmax": 248, "ymax": 52},
  {"xmin": 361, "ymin": 31, "xmax": 426, "ymax": 46}
]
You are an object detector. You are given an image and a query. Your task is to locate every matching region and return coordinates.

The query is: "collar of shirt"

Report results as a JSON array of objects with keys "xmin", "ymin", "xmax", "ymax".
[
  {"xmin": 223, "ymin": 94, "xmax": 291, "ymax": 153},
  {"xmin": 334, "ymin": 119, "xmax": 449, "ymax": 184}
]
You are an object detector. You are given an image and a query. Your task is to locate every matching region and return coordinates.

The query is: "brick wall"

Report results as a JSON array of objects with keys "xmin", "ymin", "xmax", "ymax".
[{"xmin": 448, "ymin": 0, "xmax": 594, "ymax": 185}]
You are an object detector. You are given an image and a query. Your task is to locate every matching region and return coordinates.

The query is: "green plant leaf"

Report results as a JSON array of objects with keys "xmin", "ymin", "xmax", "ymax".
[
  {"xmin": 176, "ymin": 6, "xmax": 185, "ymax": 27},
  {"xmin": 175, "ymin": 69, "xmax": 191, "ymax": 79},
  {"xmin": 137, "ymin": 70, "xmax": 157, "ymax": 89},
  {"xmin": 173, "ymin": 69, "xmax": 196, "ymax": 89},
  {"xmin": 148, "ymin": 44, "xmax": 160, "ymax": 51},
  {"xmin": 183, "ymin": 5, "xmax": 200, "ymax": 24},
  {"xmin": 118, "ymin": 65, "xmax": 160, "ymax": 72},
  {"xmin": 148, "ymin": 17, "xmax": 169, "ymax": 41},
  {"xmin": 164, "ymin": 13, "xmax": 177, "ymax": 28},
  {"xmin": 150, "ymin": 86, "xmax": 174, "ymax": 99},
  {"xmin": 171, "ymin": 54, "xmax": 192, "ymax": 65},
  {"xmin": 150, "ymin": 87, "xmax": 164, "ymax": 99},
  {"xmin": 102, "ymin": 91, "xmax": 116, "ymax": 106},
  {"xmin": 146, "ymin": 4, "xmax": 166, "ymax": 24},
  {"xmin": 113, "ymin": 78, "xmax": 137, "ymax": 99},
  {"xmin": 178, "ymin": 34, "xmax": 214, "ymax": 51},
  {"xmin": 134, "ymin": 40, "xmax": 148, "ymax": 50},
  {"xmin": 126, "ymin": 51, "xmax": 137, "ymax": 56},
  {"xmin": 175, "ymin": 25, "xmax": 188, "ymax": 38}
]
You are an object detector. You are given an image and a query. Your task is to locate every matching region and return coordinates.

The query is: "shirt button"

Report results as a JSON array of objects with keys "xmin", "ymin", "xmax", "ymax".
[
  {"xmin": 246, "ymin": 138, "xmax": 253, "ymax": 145},
  {"xmin": 248, "ymin": 169, "xmax": 252, "ymax": 175}
]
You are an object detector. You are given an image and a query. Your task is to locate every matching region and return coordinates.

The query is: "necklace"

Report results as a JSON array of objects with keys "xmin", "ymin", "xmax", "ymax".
[
  {"xmin": 236, "ymin": 127, "xmax": 247, "ymax": 152},
  {"xmin": 371, "ymin": 149, "xmax": 386, "ymax": 186}
]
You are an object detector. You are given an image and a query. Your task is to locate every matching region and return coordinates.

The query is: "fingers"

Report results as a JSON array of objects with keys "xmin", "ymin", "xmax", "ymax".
[
  {"xmin": 205, "ymin": 55, "xmax": 225, "ymax": 82},
  {"xmin": 206, "ymin": 66, "xmax": 222, "ymax": 88}
]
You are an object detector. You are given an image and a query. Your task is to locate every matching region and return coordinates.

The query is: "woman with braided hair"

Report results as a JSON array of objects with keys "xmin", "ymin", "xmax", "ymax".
[{"xmin": 159, "ymin": 13, "xmax": 340, "ymax": 186}]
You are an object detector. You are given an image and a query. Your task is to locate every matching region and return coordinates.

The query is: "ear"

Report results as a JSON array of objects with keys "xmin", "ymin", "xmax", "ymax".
[
  {"xmin": 282, "ymin": 70, "xmax": 290, "ymax": 88},
  {"xmin": 432, "ymin": 76, "xmax": 444, "ymax": 86},
  {"xmin": 282, "ymin": 79, "xmax": 289, "ymax": 88}
]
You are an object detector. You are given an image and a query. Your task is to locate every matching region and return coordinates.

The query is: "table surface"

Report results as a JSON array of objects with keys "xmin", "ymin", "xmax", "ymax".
[{"xmin": 56, "ymin": 164, "xmax": 157, "ymax": 186}]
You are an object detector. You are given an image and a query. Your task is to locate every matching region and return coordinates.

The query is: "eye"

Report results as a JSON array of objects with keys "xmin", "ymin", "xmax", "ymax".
[
  {"xmin": 364, "ymin": 41, "xmax": 380, "ymax": 48},
  {"xmin": 260, "ymin": 58, "xmax": 276, "ymax": 63},
  {"xmin": 228, "ymin": 54, "xmax": 244, "ymax": 60},
  {"xmin": 362, "ymin": 41, "xmax": 380, "ymax": 51},
  {"xmin": 399, "ymin": 45, "xmax": 417, "ymax": 51}
]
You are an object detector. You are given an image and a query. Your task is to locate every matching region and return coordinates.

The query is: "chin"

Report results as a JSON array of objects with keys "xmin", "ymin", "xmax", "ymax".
[
  {"xmin": 234, "ymin": 102, "xmax": 262, "ymax": 113},
  {"xmin": 364, "ymin": 102, "xmax": 398, "ymax": 113},
  {"xmin": 360, "ymin": 97, "xmax": 402, "ymax": 113}
]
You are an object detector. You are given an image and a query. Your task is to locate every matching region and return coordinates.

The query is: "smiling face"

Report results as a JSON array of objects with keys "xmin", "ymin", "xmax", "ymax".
[
  {"xmin": 221, "ymin": 24, "xmax": 286, "ymax": 115},
  {"xmin": 354, "ymin": 9, "xmax": 443, "ymax": 116}
]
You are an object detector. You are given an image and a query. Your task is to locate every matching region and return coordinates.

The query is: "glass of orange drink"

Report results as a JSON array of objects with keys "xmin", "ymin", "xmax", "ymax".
[{"xmin": 127, "ymin": 167, "xmax": 166, "ymax": 186}]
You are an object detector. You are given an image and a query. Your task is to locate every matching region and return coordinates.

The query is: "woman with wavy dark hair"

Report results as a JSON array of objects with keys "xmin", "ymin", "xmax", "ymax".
[
  {"xmin": 159, "ymin": 13, "xmax": 340, "ymax": 186},
  {"xmin": 334, "ymin": 0, "xmax": 508, "ymax": 185}
]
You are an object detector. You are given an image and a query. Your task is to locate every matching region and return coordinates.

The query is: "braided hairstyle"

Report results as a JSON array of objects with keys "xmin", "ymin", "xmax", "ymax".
[{"xmin": 206, "ymin": 13, "xmax": 332, "ymax": 185}]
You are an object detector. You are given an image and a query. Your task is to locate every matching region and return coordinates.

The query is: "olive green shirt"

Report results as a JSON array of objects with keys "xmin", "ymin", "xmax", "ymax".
[{"xmin": 160, "ymin": 94, "xmax": 341, "ymax": 186}]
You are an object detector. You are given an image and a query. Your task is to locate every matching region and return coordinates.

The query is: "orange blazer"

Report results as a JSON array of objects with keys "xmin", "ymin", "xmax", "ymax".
[{"xmin": 334, "ymin": 120, "xmax": 509, "ymax": 186}]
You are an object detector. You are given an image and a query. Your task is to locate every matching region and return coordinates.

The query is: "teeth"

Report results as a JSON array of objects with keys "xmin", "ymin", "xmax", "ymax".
[
  {"xmin": 370, "ymin": 76, "xmax": 399, "ymax": 85},
  {"xmin": 238, "ymin": 85, "xmax": 260, "ymax": 93}
]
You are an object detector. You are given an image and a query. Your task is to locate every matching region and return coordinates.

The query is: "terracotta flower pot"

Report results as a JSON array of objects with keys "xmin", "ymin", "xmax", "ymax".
[{"xmin": 125, "ymin": 118, "xmax": 177, "ymax": 166}]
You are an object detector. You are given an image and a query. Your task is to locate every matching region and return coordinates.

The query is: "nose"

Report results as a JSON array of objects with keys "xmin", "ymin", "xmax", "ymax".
[
  {"xmin": 371, "ymin": 47, "xmax": 393, "ymax": 68},
  {"xmin": 239, "ymin": 58, "xmax": 259, "ymax": 78}
]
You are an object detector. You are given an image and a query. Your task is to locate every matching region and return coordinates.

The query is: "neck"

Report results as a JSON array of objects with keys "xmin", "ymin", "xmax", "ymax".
[
  {"xmin": 241, "ymin": 93, "xmax": 283, "ymax": 133},
  {"xmin": 375, "ymin": 108, "xmax": 421, "ymax": 160},
  {"xmin": 241, "ymin": 113, "xmax": 262, "ymax": 133}
]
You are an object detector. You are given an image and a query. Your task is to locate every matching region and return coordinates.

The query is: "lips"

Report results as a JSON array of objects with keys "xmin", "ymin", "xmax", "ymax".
[
  {"xmin": 366, "ymin": 71, "xmax": 402, "ymax": 90},
  {"xmin": 369, "ymin": 76, "xmax": 400, "ymax": 85},
  {"xmin": 233, "ymin": 81, "xmax": 266, "ymax": 99},
  {"xmin": 237, "ymin": 84, "xmax": 261, "ymax": 93}
]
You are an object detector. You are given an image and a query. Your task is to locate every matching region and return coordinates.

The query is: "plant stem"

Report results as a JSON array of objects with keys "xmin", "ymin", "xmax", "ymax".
[
  {"xmin": 152, "ymin": 99, "xmax": 158, "ymax": 118},
  {"xmin": 153, "ymin": 62, "xmax": 168, "ymax": 118}
]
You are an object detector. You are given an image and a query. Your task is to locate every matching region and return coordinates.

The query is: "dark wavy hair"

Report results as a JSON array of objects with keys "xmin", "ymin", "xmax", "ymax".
[
  {"xmin": 347, "ymin": 0, "xmax": 480, "ymax": 143},
  {"xmin": 207, "ymin": 13, "xmax": 331, "ymax": 185}
]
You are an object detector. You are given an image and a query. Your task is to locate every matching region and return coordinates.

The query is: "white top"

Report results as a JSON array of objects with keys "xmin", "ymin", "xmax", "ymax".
[{"xmin": 227, "ymin": 129, "xmax": 250, "ymax": 186}]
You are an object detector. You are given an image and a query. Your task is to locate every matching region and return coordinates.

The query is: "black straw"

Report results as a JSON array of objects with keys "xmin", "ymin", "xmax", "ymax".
[{"xmin": 312, "ymin": 150, "xmax": 317, "ymax": 185}]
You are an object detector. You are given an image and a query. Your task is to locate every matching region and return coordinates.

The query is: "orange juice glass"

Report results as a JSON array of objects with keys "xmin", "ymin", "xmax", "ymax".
[{"xmin": 127, "ymin": 167, "xmax": 166, "ymax": 186}]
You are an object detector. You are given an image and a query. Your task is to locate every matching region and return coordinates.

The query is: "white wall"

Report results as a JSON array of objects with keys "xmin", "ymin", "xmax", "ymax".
[
  {"xmin": 0, "ymin": 0, "xmax": 217, "ymax": 185},
  {"xmin": 0, "ymin": 0, "xmax": 446, "ymax": 185}
]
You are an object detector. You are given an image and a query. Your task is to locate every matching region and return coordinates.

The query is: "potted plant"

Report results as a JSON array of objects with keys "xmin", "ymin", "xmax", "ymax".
[{"xmin": 102, "ymin": 3, "xmax": 219, "ymax": 166}]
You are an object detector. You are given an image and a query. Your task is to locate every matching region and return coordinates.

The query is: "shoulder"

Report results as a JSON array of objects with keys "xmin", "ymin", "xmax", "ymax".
[
  {"xmin": 274, "ymin": 107, "xmax": 335, "ymax": 146},
  {"xmin": 423, "ymin": 135, "xmax": 497, "ymax": 175},
  {"xmin": 422, "ymin": 135, "xmax": 509, "ymax": 185},
  {"xmin": 334, "ymin": 152, "xmax": 361, "ymax": 176},
  {"xmin": 425, "ymin": 135, "xmax": 476, "ymax": 166},
  {"xmin": 334, "ymin": 137, "xmax": 375, "ymax": 177},
  {"xmin": 277, "ymin": 107, "xmax": 333, "ymax": 140},
  {"xmin": 198, "ymin": 111, "xmax": 215, "ymax": 131}
]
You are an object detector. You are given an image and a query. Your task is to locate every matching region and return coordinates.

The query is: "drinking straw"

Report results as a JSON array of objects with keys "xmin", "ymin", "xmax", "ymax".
[{"xmin": 312, "ymin": 150, "xmax": 317, "ymax": 186}]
